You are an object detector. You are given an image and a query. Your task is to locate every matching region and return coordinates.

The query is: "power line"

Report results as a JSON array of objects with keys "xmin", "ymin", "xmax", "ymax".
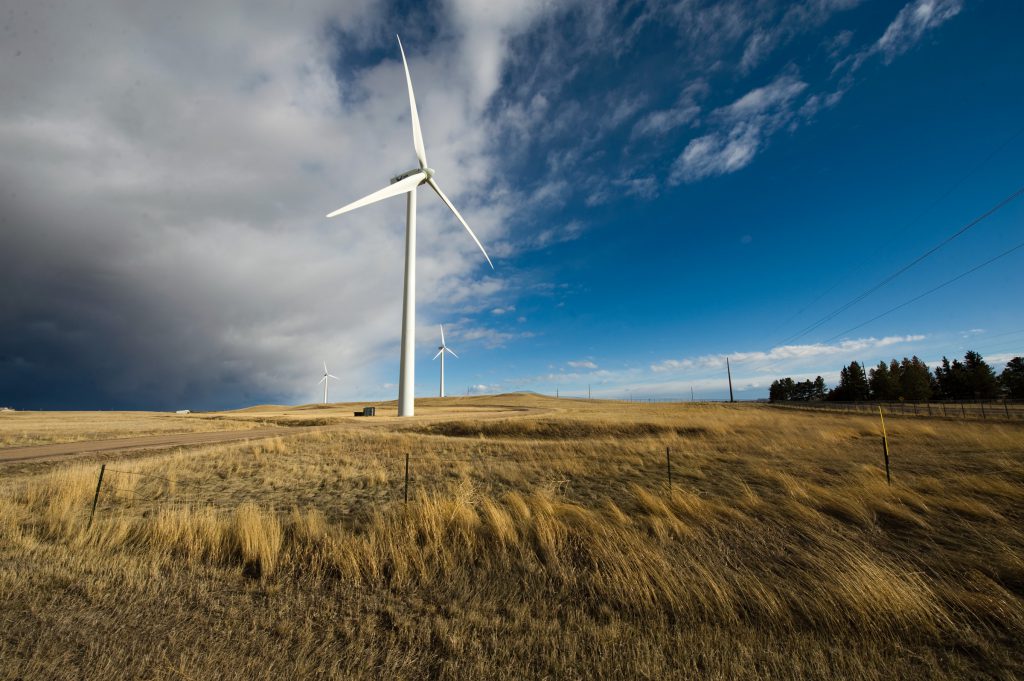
[
  {"xmin": 824, "ymin": 239, "xmax": 1024, "ymax": 343},
  {"xmin": 740, "ymin": 240, "xmax": 1024, "ymax": 379},
  {"xmin": 770, "ymin": 123, "xmax": 1024, "ymax": 344},
  {"xmin": 782, "ymin": 183, "xmax": 1024, "ymax": 344}
]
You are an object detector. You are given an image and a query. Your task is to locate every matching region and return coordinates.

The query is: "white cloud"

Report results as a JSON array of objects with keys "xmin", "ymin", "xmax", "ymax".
[
  {"xmin": 669, "ymin": 73, "xmax": 807, "ymax": 183},
  {"xmin": 651, "ymin": 335, "xmax": 927, "ymax": 373},
  {"xmin": 631, "ymin": 105, "xmax": 700, "ymax": 138},
  {"xmin": 666, "ymin": 0, "xmax": 961, "ymax": 187},
  {"xmin": 568, "ymin": 360, "xmax": 598, "ymax": 369},
  {"xmin": 456, "ymin": 325, "xmax": 534, "ymax": 349},
  {"xmin": 837, "ymin": 0, "xmax": 963, "ymax": 77},
  {"xmin": 725, "ymin": 75, "xmax": 809, "ymax": 118},
  {"xmin": 875, "ymin": 0, "xmax": 963, "ymax": 63}
]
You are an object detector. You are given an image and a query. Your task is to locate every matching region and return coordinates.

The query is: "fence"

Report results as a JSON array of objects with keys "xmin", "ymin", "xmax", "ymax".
[
  {"xmin": 71, "ymin": 444, "xmax": 690, "ymax": 528},
  {"xmin": 768, "ymin": 399, "xmax": 1024, "ymax": 421}
]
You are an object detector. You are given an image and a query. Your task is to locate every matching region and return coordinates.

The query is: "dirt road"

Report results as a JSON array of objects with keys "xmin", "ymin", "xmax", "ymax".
[
  {"xmin": 0, "ymin": 426, "xmax": 311, "ymax": 465},
  {"xmin": 0, "ymin": 400, "xmax": 556, "ymax": 466}
]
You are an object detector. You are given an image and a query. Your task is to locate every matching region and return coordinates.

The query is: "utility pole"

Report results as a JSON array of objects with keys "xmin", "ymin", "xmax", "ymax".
[
  {"xmin": 690, "ymin": 386, "xmax": 694, "ymax": 402},
  {"xmin": 727, "ymin": 357, "xmax": 735, "ymax": 403},
  {"xmin": 588, "ymin": 384, "xmax": 591, "ymax": 400}
]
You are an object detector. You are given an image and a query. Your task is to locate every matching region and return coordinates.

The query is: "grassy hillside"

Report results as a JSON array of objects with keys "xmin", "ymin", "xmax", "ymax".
[{"xmin": 2, "ymin": 396, "xmax": 1023, "ymax": 679}]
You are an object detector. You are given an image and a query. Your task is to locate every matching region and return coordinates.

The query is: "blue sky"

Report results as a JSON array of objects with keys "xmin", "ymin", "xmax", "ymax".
[{"xmin": 1, "ymin": 0, "xmax": 1022, "ymax": 409}]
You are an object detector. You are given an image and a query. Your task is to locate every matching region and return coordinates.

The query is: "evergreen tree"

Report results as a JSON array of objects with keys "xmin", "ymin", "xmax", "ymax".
[
  {"xmin": 869, "ymin": 361, "xmax": 899, "ymax": 401},
  {"xmin": 830, "ymin": 361, "xmax": 870, "ymax": 401},
  {"xmin": 770, "ymin": 377, "xmax": 796, "ymax": 402},
  {"xmin": 899, "ymin": 356, "xmax": 933, "ymax": 401},
  {"xmin": 1000, "ymin": 357, "xmax": 1024, "ymax": 399},
  {"xmin": 934, "ymin": 356, "xmax": 969, "ymax": 400},
  {"xmin": 963, "ymin": 351, "xmax": 999, "ymax": 399},
  {"xmin": 812, "ymin": 376, "xmax": 826, "ymax": 400},
  {"xmin": 771, "ymin": 376, "xmax": 827, "ymax": 402}
]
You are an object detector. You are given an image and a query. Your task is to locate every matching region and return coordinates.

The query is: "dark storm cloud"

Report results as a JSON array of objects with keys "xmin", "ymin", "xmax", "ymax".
[{"xmin": 0, "ymin": 0, "xmax": 541, "ymax": 409}]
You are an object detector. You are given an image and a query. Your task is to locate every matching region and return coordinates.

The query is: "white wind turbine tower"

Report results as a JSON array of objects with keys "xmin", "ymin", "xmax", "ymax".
[
  {"xmin": 433, "ymin": 324, "xmax": 458, "ymax": 398},
  {"xmin": 319, "ymin": 361, "xmax": 338, "ymax": 404},
  {"xmin": 325, "ymin": 36, "xmax": 493, "ymax": 417}
]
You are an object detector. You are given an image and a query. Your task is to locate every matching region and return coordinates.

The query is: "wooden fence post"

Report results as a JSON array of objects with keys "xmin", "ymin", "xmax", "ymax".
[
  {"xmin": 981, "ymin": 401, "xmax": 986, "ymax": 419},
  {"xmin": 88, "ymin": 464, "xmax": 106, "ymax": 529},
  {"xmin": 1005, "ymin": 401, "xmax": 1011, "ymax": 419},
  {"xmin": 878, "ymin": 407, "xmax": 891, "ymax": 486},
  {"xmin": 404, "ymin": 452, "xmax": 410, "ymax": 504},
  {"xmin": 961, "ymin": 403, "xmax": 966, "ymax": 418}
]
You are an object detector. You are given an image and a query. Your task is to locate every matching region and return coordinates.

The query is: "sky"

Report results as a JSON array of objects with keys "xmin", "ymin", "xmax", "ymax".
[{"xmin": 1, "ymin": 0, "xmax": 1022, "ymax": 410}]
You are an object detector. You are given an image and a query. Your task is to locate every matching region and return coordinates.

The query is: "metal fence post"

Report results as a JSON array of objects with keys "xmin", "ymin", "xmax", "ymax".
[
  {"xmin": 404, "ymin": 452, "xmax": 409, "ymax": 504},
  {"xmin": 88, "ymin": 464, "xmax": 106, "ymax": 529},
  {"xmin": 666, "ymin": 446, "xmax": 672, "ymax": 492}
]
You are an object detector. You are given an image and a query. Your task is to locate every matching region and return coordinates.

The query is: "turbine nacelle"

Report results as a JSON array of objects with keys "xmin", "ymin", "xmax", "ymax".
[{"xmin": 390, "ymin": 167, "xmax": 434, "ymax": 185}]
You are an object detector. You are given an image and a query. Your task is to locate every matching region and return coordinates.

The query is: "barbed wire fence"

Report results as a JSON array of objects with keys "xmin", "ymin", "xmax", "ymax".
[
  {"xmin": 27, "ymin": 396, "xmax": 1017, "ymax": 529},
  {"xmin": 767, "ymin": 399, "xmax": 1024, "ymax": 421}
]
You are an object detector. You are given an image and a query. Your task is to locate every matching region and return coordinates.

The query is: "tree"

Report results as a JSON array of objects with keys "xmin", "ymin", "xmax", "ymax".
[
  {"xmin": 869, "ymin": 361, "xmax": 899, "ymax": 401},
  {"xmin": 899, "ymin": 356, "xmax": 933, "ymax": 401},
  {"xmin": 770, "ymin": 376, "xmax": 827, "ymax": 402},
  {"xmin": 830, "ymin": 361, "xmax": 870, "ymax": 401},
  {"xmin": 963, "ymin": 351, "xmax": 999, "ymax": 399},
  {"xmin": 1001, "ymin": 357, "xmax": 1024, "ymax": 399},
  {"xmin": 769, "ymin": 378, "xmax": 796, "ymax": 402},
  {"xmin": 934, "ymin": 356, "xmax": 969, "ymax": 400},
  {"xmin": 812, "ymin": 376, "xmax": 827, "ymax": 400}
]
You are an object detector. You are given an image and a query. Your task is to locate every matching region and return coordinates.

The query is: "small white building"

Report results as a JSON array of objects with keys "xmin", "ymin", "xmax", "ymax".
[{"xmin": 175, "ymin": 409, "xmax": 191, "ymax": 415}]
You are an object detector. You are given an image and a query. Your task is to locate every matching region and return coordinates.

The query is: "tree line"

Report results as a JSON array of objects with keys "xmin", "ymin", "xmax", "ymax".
[{"xmin": 769, "ymin": 351, "xmax": 1024, "ymax": 402}]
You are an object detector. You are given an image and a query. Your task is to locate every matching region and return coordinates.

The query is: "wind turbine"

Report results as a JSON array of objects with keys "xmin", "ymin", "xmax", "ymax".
[
  {"xmin": 319, "ymin": 361, "xmax": 338, "ymax": 404},
  {"xmin": 326, "ymin": 35, "xmax": 493, "ymax": 417},
  {"xmin": 433, "ymin": 324, "xmax": 458, "ymax": 398}
]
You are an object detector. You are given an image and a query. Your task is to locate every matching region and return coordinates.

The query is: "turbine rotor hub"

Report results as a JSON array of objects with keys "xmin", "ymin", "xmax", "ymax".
[{"xmin": 389, "ymin": 167, "xmax": 434, "ymax": 185}]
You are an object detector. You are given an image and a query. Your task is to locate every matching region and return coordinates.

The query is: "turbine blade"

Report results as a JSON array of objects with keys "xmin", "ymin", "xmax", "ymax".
[
  {"xmin": 397, "ymin": 35, "xmax": 428, "ymax": 169},
  {"xmin": 323, "ymin": 361, "xmax": 328, "ymax": 372},
  {"xmin": 328, "ymin": 374, "xmax": 339, "ymax": 379},
  {"xmin": 319, "ymin": 376, "xmax": 326, "ymax": 384},
  {"xmin": 426, "ymin": 178, "xmax": 494, "ymax": 269},
  {"xmin": 433, "ymin": 349, "xmax": 443, "ymax": 360},
  {"xmin": 446, "ymin": 348, "xmax": 459, "ymax": 358},
  {"xmin": 326, "ymin": 172, "xmax": 425, "ymax": 218},
  {"xmin": 440, "ymin": 324, "xmax": 445, "ymax": 346}
]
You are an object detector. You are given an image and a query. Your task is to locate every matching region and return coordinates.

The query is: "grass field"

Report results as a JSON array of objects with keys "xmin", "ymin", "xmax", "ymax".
[
  {"xmin": 1, "ymin": 395, "xmax": 1023, "ymax": 679},
  {"xmin": 0, "ymin": 410, "xmax": 265, "ymax": 447}
]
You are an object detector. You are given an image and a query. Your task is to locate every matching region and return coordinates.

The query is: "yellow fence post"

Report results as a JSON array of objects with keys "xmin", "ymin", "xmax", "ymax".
[{"xmin": 879, "ymin": 406, "xmax": 891, "ymax": 486}]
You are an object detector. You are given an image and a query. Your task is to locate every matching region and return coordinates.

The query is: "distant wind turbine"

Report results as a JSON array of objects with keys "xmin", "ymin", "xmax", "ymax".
[
  {"xmin": 433, "ymin": 325, "xmax": 458, "ymax": 397},
  {"xmin": 319, "ymin": 361, "xmax": 338, "ymax": 404},
  {"xmin": 325, "ymin": 36, "xmax": 493, "ymax": 417}
]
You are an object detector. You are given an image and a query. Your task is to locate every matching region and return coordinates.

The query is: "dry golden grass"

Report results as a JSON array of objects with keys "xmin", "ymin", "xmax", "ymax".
[
  {"xmin": 1, "ymin": 395, "xmax": 1023, "ymax": 679},
  {"xmin": 0, "ymin": 410, "xmax": 262, "ymax": 447}
]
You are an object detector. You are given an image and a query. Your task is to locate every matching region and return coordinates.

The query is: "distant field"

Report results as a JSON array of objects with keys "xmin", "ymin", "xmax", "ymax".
[
  {"xmin": 1, "ymin": 395, "xmax": 1023, "ymax": 679},
  {"xmin": 0, "ymin": 410, "xmax": 262, "ymax": 447}
]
